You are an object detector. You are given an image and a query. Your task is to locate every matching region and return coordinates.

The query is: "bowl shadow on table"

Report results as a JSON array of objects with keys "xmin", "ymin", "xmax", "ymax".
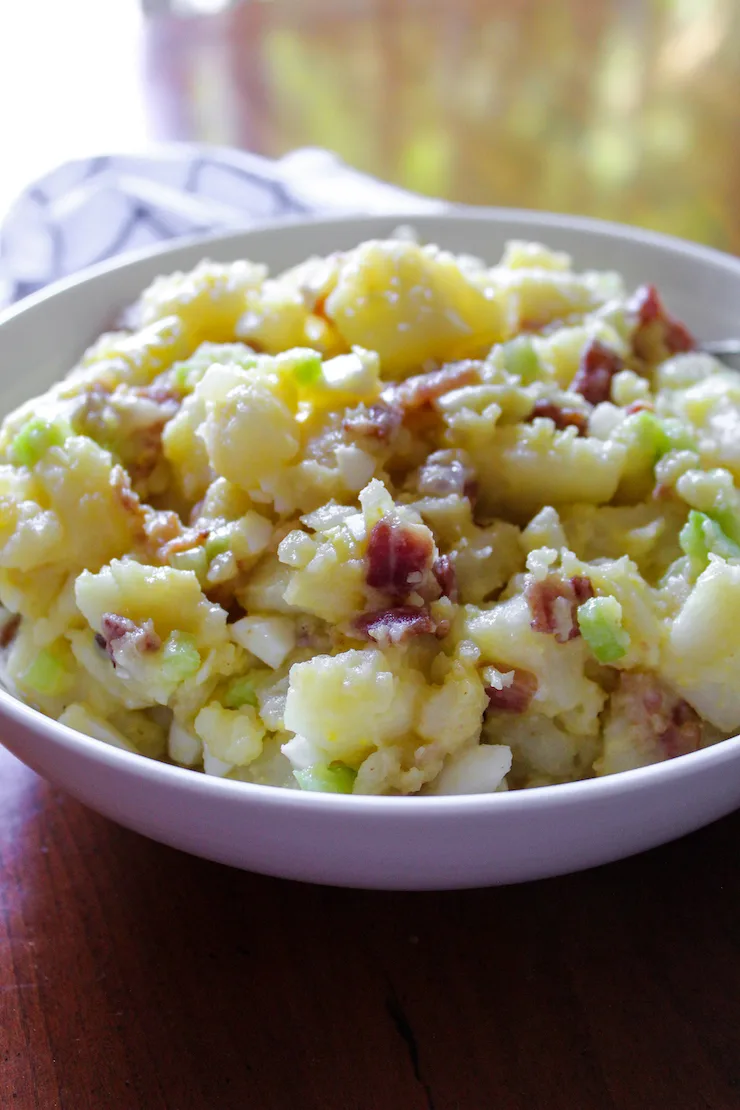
[{"xmin": 19, "ymin": 784, "xmax": 740, "ymax": 1110}]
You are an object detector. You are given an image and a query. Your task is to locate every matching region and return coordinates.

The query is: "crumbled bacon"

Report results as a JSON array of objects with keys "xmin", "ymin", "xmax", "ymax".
[
  {"xmin": 96, "ymin": 613, "xmax": 161, "ymax": 664},
  {"xmin": 110, "ymin": 466, "xmax": 146, "ymax": 535},
  {"xmin": 432, "ymin": 555, "xmax": 458, "ymax": 602},
  {"xmin": 528, "ymin": 400, "xmax": 588, "ymax": 435},
  {"xmin": 0, "ymin": 613, "xmax": 20, "ymax": 649},
  {"xmin": 353, "ymin": 605, "xmax": 442, "ymax": 647},
  {"xmin": 111, "ymin": 465, "xmax": 140, "ymax": 511},
  {"xmin": 366, "ymin": 517, "xmax": 434, "ymax": 598},
  {"xmin": 485, "ymin": 668, "xmax": 538, "ymax": 714},
  {"xmin": 570, "ymin": 340, "xmax": 625, "ymax": 406},
  {"xmin": 382, "ymin": 360, "xmax": 480, "ymax": 411},
  {"xmin": 570, "ymin": 575, "xmax": 595, "ymax": 604},
  {"xmin": 610, "ymin": 671, "xmax": 701, "ymax": 762},
  {"xmin": 342, "ymin": 403, "xmax": 402, "ymax": 442},
  {"xmin": 660, "ymin": 698, "xmax": 702, "ymax": 758},
  {"xmin": 133, "ymin": 384, "xmax": 181, "ymax": 411},
  {"xmin": 525, "ymin": 574, "xmax": 595, "ymax": 643},
  {"xmin": 160, "ymin": 527, "xmax": 209, "ymax": 561},
  {"xmin": 143, "ymin": 510, "xmax": 182, "ymax": 548},
  {"xmin": 628, "ymin": 284, "xmax": 695, "ymax": 359},
  {"xmin": 625, "ymin": 400, "xmax": 654, "ymax": 415},
  {"xmin": 418, "ymin": 451, "xmax": 477, "ymax": 498}
]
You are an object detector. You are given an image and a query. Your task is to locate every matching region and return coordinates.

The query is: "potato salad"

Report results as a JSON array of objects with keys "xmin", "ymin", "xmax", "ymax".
[{"xmin": 0, "ymin": 235, "xmax": 735, "ymax": 795}]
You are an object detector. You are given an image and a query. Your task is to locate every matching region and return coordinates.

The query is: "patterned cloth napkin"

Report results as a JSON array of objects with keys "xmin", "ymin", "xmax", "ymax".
[{"xmin": 0, "ymin": 144, "xmax": 447, "ymax": 309}]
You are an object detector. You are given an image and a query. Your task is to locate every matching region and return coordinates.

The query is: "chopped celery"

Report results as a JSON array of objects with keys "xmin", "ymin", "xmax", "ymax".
[
  {"xmin": 160, "ymin": 631, "xmax": 201, "ymax": 684},
  {"xmin": 222, "ymin": 675, "xmax": 259, "ymax": 710},
  {"xmin": 622, "ymin": 411, "xmax": 694, "ymax": 465},
  {"xmin": 710, "ymin": 505, "xmax": 740, "ymax": 547},
  {"xmin": 577, "ymin": 596, "xmax": 631, "ymax": 664},
  {"xmin": 205, "ymin": 528, "xmax": 232, "ymax": 559},
  {"xmin": 293, "ymin": 763, "xmax": 357, "ymax": 794},
  {"xmin": 22, "ymin": 646, "xmax": 74, "ymax": 697},
  {"xmin": 679, "ymin": 510, "xmax": 740, "ymax": 574},
  {"xmin": 170, "ymin": 363, "xmax": 198, "ymax": 393},
  {"xmin": 502, "ymin": 337, "xmax": 541, "ymax": 383},
  {"xmin": 170, "ymin": 343, "xmax": 257, "ymax": 392},
  {"xmin": 291, "ymin": 352, "xmax": 323, "ymax": 386},
  {"xmin": 9, "ymin": 417, "xmax": 66, "ymax": 468},
  {"xmin": 626, "ymin": 410, "xmax": 666, "ymax": 459},
  {"xmin": 169, "ymin": 546, "xmax": 208, "ymax": 581}
]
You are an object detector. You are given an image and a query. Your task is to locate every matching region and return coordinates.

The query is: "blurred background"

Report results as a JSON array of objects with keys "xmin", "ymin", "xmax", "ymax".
[{"xmin": 1, "ymin": 0, "xmax": 739, "ymax": 250}]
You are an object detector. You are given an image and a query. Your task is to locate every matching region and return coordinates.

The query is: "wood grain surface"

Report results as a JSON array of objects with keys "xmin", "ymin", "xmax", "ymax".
[
  {"xmin": 4, "ymin": 1, "xmax": 740, "ymax": 1107},
  {"xmin": 3, "ymin": 744, "xmax": 740, "ymax": 1110}
]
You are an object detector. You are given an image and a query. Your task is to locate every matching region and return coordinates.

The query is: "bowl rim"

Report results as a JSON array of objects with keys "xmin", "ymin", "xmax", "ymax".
[
  {"xmin": 3, "ymin": 204, "xmax": 740, "ymax": 330},
  {"xmin": 3, "ymin": 205, "xmax": 740, "ymax": 814}
]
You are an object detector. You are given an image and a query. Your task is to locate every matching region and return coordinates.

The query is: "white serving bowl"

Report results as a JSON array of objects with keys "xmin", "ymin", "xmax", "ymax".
[{"xmin": 2, "ymin": 211, "xmax": 740, "ymax": 890}]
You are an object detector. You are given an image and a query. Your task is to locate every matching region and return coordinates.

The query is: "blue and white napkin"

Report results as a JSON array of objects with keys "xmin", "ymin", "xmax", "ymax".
[{"xmin": 0, "ymin": 144, "xmax": 446, "ymax": 308}]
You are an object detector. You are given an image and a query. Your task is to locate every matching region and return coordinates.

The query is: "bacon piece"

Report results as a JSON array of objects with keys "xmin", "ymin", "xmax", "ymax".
[
  {"xmin": 143, "ymin": 510, "xmax": 182, "ymax": 548},
  {"xmin": 417, "ymin": 451, "xmax": 477, "ymax": 498},
  {"xmin": 342, "ymin": 403, "xmax": 402, "ymax": 442},
  {"xmin": 570, "ymin": 340, "xmax": 625, "ymax": 406},
  {"xmin": 528, "ymin": 400, "xmax": 588, "ymax": 435},
  {"xmin": 353, "ymin": 605, "xmax": 440, "ymax": 647},
  {"xmin": 95, "ymin": 613, "xmax": 161, "ymax": 665},
  {"xmin": 629, "ymin": 284, "xmax": 695, "ymax": 359},
  {"xmin": 133, "ymin": 384, "xmax": 181, "ymax": 412},
  {"xmin": 366, "ymin": 517, "xmax": 434, "ymax": 597},
  {"xmin": 432, "ymin": 555, "xmax": 458, "ymax": 602},
  {"xmin": 609, "ymin": 671, "xmax": 701, "ymax": 763},
  {"xmin": 485, "ymin": 668, "xmax": 538, "ymax": 714},
  {"xmin": 570, "ymin": 575, "xmax": 595, "ymax": 604},
  {"xmin": 0, "ymin": 613, "xmax": 20, "ymax": 649},
  {"xmin": 660, "ymin": 699, "xmax": 702, "ymax": 758},
  {"xmin": 525, "ymin": 574, "xmax": 594, "ymax": 643},
  {"xmin": 625, "ymin": 400, "xmax": 654, "ymax": 415},
  {"xmin": 111, "ymin": 465, "xmax": 144, "ymax": 516},
  {"xmin": 383, "ymin": 360, "xmax": 480, "ymax": 411},
  {"xmin": 159, "ymin": 526, "xmax": 209, "ymax": 561}
]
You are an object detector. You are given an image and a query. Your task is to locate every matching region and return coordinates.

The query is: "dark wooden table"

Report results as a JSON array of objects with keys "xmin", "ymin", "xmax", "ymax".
[{"xmin": 4, "ymin": 2, "xmax": 740, "ymax": 1107}]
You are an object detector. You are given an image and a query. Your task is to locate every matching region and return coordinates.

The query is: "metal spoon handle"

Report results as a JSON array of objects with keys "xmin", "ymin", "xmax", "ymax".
[{"xmin": 700, "ymin": 339, "xmax": 740, "ymax": 357}]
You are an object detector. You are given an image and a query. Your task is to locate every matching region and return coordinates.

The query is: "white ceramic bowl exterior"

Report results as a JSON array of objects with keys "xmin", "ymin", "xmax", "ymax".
[{"xmin": 2, "ymin": 211, "xmax": 740, "ymax": 889}]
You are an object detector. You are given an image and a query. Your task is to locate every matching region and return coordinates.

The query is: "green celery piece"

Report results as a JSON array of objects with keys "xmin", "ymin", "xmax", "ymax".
[
  {"xmin": 679, "ymin": 510, "xmax": 740, "ymax": 574},
  {"xmin": 626, "ymin": 410, "xmax": 666, "ymax": 459},
  {"xmin": 169, "ymin": 546, "xmax": 208, "ymax": 581},
  {"xmin": 22, "ymin": 647, "xmax": 74, "ymax": 697},
  {"xmin": 10, "ymin": 417, "xmax": 66, "ymax": 468},
  {"xmin": 621, "ymin": 411, "xmax": 694, "ymax": 465},
  {"xmin": 170, "ymin": 343, "xmax": 258, "ymax": 392},
  {"xmin": 205, "ymin": 527, "xmax": 232, "ymax": 560},
  {"xmin": 709, "ymin": 503, "xmax": 740, "ymax": 548},
  {"xmin": 293, "ymin": 763, "xmax": 357, "ymax": 794},
  {"xmin": 160, "ymin": 631, "xmax": 201, "ymax": 684},
  {"xmin": 502, "ymin": 337, "xmax": 541, "ymax": 383},
  {"xmin": 291, "ymin": 353, "xmax": 323, "ymax": 386},
  {"xmin": 577, "ymin": 596, "xmax": 631, "ymax": 664},
  {"xmin": 222, "ymin": 675, "xmax": 260, "ymax": 710}
]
